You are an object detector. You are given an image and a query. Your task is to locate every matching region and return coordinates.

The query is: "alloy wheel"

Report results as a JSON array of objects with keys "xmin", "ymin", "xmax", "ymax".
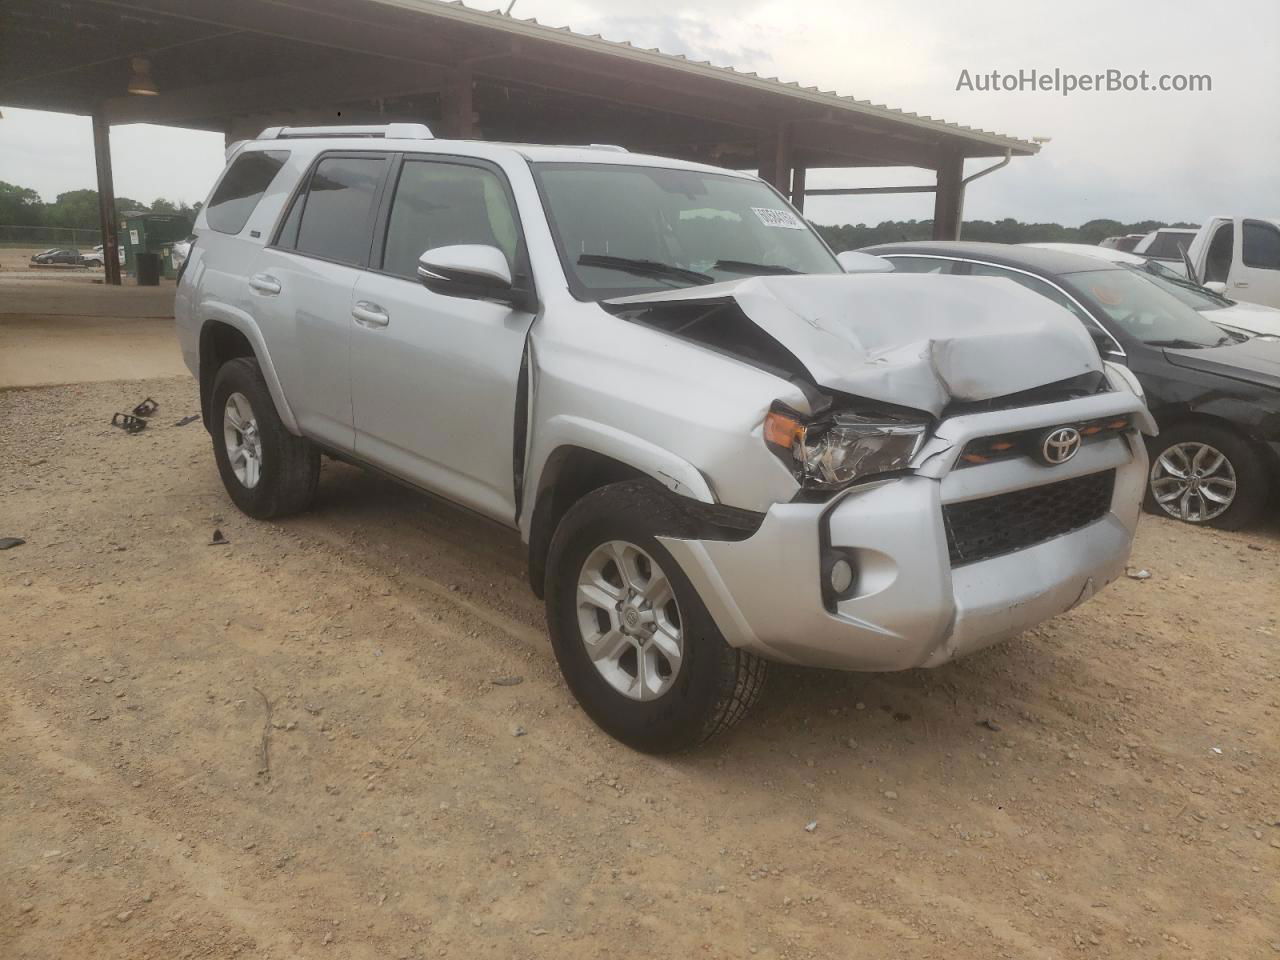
[
  {"xmin": 1149, "ymin": 441, "xmax": 1236, "ymax": 523},
  {"xmin": 575, "ymin": 540, "xmax": 684, "ymax": 701},
  {"xmin": 223, "ymin": 391, "xmax": 263, "ymax": 489}
]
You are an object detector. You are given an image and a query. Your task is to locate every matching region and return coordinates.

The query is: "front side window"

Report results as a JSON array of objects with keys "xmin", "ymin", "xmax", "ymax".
[
  {"xmin": 532, "ymin": 162, "xmax": 841, "ymax": 300},
  {"xmin": 1242, "ymin": 220, "xmax": 1280, "ymax": 270},
  {"xmin": 380, "ymin": 160, "xmax": 520, "ymax": 280},
  {"xmin": 290, "ymin": 155, "xmax": 389, "ymax": 266},
  {"xmin": 205, "ymin": 150, "xmax": 289, "ymax": 235},
  {"xmin": 1063, "ymin": 268, "xmax": 1230, "ymax": 348}
]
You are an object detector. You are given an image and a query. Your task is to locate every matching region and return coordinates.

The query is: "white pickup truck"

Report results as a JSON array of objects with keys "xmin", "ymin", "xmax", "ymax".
[{"xmin": 1181, "ymin": 217, "xmax": 1280, "ymax": 309}]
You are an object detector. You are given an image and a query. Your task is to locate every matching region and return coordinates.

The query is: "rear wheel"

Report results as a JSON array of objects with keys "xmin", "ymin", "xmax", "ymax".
[
  {"xmin": 545, "ymin": 480, "xmax": 768, "ymax": 753},
  {"xmin": 210, "ymin": 357, "xmax": 319, "ymax": 520},
  {"xmin": 1145, "ymin": 424, "xmax": 1267, "ymax": 530}
]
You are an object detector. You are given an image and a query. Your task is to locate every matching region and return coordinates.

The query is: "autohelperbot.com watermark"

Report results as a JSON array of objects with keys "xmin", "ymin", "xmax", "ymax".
[{"xmin": 956, "ymin": 68, "xmax": 1212, "ymax": 96}]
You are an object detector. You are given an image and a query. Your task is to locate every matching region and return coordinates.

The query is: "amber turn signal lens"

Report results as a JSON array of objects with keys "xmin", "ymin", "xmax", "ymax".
[{"xmin": 764, "ymin": 410, "xmax": 805, "ymax": 450}]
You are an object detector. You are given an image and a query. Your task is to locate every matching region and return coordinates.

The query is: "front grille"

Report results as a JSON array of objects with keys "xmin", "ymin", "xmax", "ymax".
[{"xmin": 943, "ymin": 470, "xmax": 1115, "ymax": 567}]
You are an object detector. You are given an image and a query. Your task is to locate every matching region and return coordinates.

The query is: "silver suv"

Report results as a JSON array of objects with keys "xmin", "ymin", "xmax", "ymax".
[{"xmin": 176, "ymin": 124, "xmax": 1154, "ymax": 752}]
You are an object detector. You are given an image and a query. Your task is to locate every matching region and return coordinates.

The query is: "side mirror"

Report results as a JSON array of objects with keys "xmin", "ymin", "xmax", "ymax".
[
  {"xmin": 417, "ymin": 244, "xmax": 534, "ymax": 310},
  {"xmin": 837, "ymin": 250, "xmax": 895, "ymax": 274},
  {"xmin": 1204, "ymin": 281, "xmax": 1228, "ymax": 296}
]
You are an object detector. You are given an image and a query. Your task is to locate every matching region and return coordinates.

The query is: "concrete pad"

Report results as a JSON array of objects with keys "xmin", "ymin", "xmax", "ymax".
[{"xmin": 0, "ymin": 275, "xmax": 187, "ymax": 389}]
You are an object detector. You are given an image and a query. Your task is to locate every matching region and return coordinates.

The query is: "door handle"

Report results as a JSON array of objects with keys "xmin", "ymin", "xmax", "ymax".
[
  {"xmin": 1233, "ymin": 281, "xmax": 1249, "ymax": 288},
  {"xmin": 249, "ymin": 273, "xmax": 281, "ymax": 295},
  {"xmin": 352, "ymin": 301, "xmax": 390, "ymax": 328}
]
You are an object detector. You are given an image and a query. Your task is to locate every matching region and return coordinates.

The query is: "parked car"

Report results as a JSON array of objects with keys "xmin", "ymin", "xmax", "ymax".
[
  {"xmin": 177, "ymin": 125, "xmax": 1153, "ymax": 751},
  {"xmin": 863, "ymin": 241, "xmax": 1280, "ymax": 530},
  {"xmin": 1025, "ymin": 242, "xmax": 1280, "ymax": 338},
  {"xmin": 1099, "ymin": 233, "xmax": 1146, "ymax": 253},
  {"xmin": 1132, "ymin": 227, "xmax": 1200, "ymax": 273},
  {"xmin": 1182, "ymin": 216, "xmax": 1280, "ymax": 309},
  {"xmin": 30, "ymin": 247, "xmax": 82, "ymax": 265}
]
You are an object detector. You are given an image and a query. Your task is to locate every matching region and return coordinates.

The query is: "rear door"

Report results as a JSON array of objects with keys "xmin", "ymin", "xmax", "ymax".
[
  {"xmin": 1232, "ymin": 219, "xmax": 1280, "ymax": 308},
  {"xmin": 349, "ymin": 155, "xmax": 536, "ymax": 523},
  {"xmin": 253, "ymin": 152, "xmax": 392, "ymax": 451}
]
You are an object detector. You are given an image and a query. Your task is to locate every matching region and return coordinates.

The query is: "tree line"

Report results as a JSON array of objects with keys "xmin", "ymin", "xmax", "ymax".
[
  {"xmin": 2, "ymin": 178, "xmax": 1193, "ymax": 250},
  {"xmin": 813, "ymin": 217, "xmax": 1198, "ymax": 251},
  {"xmin": 0, "ymin": 181, "xmax": 200, "ymax": 230}
]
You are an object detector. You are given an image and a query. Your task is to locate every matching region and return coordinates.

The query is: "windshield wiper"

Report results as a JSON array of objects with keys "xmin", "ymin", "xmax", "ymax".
[
  {"xmin": 711, "ymin": 259, "xmax": 801, "ymax": 276},
  {"xmin": 1146, "ymin": 338, "xmax": 1212, "ymax": 349},
  {"xmin": 577, "ymin": 254, "xmax": 714, "ymax": 286}
]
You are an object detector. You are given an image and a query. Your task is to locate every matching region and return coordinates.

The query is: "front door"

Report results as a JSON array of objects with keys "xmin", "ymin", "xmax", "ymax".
[{"xmin": 349, "ymin": 156, "xmax": 536, "ymax": 523}]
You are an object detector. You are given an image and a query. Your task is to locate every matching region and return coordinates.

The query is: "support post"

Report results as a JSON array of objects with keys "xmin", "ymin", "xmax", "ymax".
[
  {"xmin": 931, "ymin": 148, "xmax": 965, "ymax": 241},
  {"xmin": 773, "ymin": 120, "xmax": 792, "ymax": 194},
  {"xmin": 790, "ymin": 165, "xmax": 806, "ymax": 213},
  {"xmin": 441, "ymin": 65, "xmax": 475, "ymax": 138},
  {"xmin": 92, "ymin": 109, "xmax": 122, "ymax": 286},
  {"xmin": 756, "ymin": 132, "xmax": 777, "ymax": 187}
]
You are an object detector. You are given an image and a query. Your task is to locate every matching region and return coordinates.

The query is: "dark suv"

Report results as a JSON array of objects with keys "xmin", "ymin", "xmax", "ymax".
[{"xmin": 863, "ymin": 242, "xmax": 1280, "ymax": 529}]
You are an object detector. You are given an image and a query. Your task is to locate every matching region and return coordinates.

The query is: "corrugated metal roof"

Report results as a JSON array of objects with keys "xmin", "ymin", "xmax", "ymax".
[{"xmin": 371, "ymin": 0, "xmax": 1039, "ymax": 156}]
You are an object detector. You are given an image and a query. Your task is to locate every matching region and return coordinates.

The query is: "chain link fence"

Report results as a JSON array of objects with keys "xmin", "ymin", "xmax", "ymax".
[{"xmin": 0, "ymin": 224, "xmax": 103, "ymax": 248}]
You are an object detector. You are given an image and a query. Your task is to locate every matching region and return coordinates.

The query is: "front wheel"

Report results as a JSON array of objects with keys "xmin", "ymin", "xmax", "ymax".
[
  {"xmin": 545, "ymin": 481, "xmax": 768, "ymax": 753},
  {"xmin": 1145, "ymin": 424, "xmax": 1268, "ymax": 530}
]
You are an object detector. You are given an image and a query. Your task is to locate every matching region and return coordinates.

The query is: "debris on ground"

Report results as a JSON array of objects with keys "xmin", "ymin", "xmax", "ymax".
[
  {"xmin": 0, "ymin": 537, "xmax": 25, "ymax": 550},
  {"xmin": 132, "ymin": 397, "xmax": 159, "ymax": 417},
  {"xmin": 490, "ymin": 676, "xmax": 524, "ymax": 686},
  {"xmin": 977, "ymin": 719, "xmax": 1002, "ymax": 732},
  {"xmin": 110, "ymin": 412, "xmax": 147, "ymax": 434},
  {"xmin": 174, "ymin": 414, "xmax": 200, "ymax": 427},
  {"xmin": 804, "ymin": 820, "xmax": 818, "ymax": 833},
  {"xmin": 510, "ymin": 724, "xmax": 527, "ymax": 737},
  {"xmin": 209, "ymin": 529, "xmax": 229, "ymax": 546},
  {"xmin": 1126, "ymin": 567, "xmax": 1152, "ymax": 580}
]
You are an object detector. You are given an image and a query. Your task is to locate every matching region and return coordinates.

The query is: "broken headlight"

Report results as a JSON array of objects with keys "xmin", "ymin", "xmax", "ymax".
[{"xmin": 765, "ymin": 403, "xmax": 928, "ymax": 488}]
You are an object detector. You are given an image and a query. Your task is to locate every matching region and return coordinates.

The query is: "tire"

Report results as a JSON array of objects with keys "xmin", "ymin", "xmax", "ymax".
[
  {"xmin": 1144, "ymin": 423, "xmax": 1268, "ymax": 530},
  {"xmin": 210, "ymin": 357, "xmax": 319, "ymax": 520},
  {"xmin": 544, "ymin": 480, "xmax": 768, "ymax": 753}
]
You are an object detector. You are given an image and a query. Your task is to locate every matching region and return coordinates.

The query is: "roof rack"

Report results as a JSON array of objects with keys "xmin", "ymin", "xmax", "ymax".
[
  {"xmin": 258, "ymin": 123, "xmax": 435, "ymax": 141},
  {"xmin": 586, "ymin": 143, "xmax": 629, "ymax": 152}
]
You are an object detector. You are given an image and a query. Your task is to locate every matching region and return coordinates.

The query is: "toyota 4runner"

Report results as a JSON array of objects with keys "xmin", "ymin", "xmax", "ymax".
[{"xmin": 176, "ymin": 123, "xmax": 1155, "ymax": 752}]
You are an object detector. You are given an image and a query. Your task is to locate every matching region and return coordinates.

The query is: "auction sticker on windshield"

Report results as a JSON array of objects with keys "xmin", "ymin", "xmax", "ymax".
[{"xmin": 752, "ymin": 207, "xmax": 806, "ymax": 229}]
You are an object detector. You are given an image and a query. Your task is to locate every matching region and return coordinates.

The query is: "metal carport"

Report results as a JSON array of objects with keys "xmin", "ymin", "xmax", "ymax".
[{"xmin": 1, "ymin": 0, "xmax": 1039, "ymax": 284}]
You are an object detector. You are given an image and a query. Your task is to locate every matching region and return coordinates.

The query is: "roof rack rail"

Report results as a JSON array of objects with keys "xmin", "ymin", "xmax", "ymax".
[
  {"xmin": 258, "ymin": 123, "xmax": 435, "ymax": 141},
  {"xmin": 586, "ymin": 143, "xmax": 629, "ymax": 152}
]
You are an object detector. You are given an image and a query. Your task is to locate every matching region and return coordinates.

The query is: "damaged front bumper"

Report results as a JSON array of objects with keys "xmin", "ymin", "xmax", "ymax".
[{"xmin": 660, "ymin": 392, "xmax": 1153, "ymax": 672}]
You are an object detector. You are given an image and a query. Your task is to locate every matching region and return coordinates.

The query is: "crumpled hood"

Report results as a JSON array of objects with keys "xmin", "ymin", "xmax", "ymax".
[{"xmin": 606, "ymin": 274, "xmax": 1102, "ymax": 416}]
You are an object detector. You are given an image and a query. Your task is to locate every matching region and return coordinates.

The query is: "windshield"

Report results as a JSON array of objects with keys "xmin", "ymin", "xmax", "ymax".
[
  {"xmin": 1064, "ymin": 269, "xmax": 1230, "ymax": 348},
  {"xmin": 1129, "ymin": 262, "xmax": 1231, "ymax": 312},
  {"xmin": 532, "ymin": 162, "xmax": 842, "ymax": 299},
  {"xmin": 1142, "ymin": 231, "xmax": 1197, "ymax": 260}
]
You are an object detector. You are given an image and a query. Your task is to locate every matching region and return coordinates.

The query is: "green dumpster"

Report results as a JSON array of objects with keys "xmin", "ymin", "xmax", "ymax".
[{"xmin": 122, "ymin": 212, "xmax": 193, "ymax": 281}]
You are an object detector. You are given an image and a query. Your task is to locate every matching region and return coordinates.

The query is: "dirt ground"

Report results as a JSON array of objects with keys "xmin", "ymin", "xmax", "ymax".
[{"xmin": 2, "ymin": 299, "xmax": 1279, "ymax": 959}]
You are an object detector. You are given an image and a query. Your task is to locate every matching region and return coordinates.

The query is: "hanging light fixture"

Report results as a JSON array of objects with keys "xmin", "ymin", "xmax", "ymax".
[{"xmin": 127, "ymin": 57, "xmax": 159, "ymax": 96}]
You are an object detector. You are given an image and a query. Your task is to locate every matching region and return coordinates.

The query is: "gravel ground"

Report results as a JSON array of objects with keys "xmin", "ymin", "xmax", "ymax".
[{"xmin": 2, "ymin": 375, "xmax": 1278, "ymax": 960}]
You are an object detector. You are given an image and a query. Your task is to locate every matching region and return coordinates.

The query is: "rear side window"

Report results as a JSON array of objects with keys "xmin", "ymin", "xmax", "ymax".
[
  {"xmin": 291, "ymin": 155, "xmax": 388, "ymax": 266},
  {"xmin": 1242, "ymin": 220, "xmax": 1280, "ymax": 270},
  {"xmin": 884, "ymin": 255, "xmax": 953, "ymax": 274},
  {"xmin": 205, "ymin": 151, "xmax": 289, "ymax": 235}
]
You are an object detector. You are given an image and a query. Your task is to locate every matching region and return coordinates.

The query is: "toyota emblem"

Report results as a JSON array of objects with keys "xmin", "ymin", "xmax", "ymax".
[{"xmin": 1038, "ymin": 427, "xmax": 1082, "ymax": 466}]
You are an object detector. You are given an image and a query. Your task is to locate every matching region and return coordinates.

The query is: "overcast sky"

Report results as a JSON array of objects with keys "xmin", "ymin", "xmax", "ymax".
[{"xmin": 2, "ymin": 0, "xmax": 1276, "ymax": 226}]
